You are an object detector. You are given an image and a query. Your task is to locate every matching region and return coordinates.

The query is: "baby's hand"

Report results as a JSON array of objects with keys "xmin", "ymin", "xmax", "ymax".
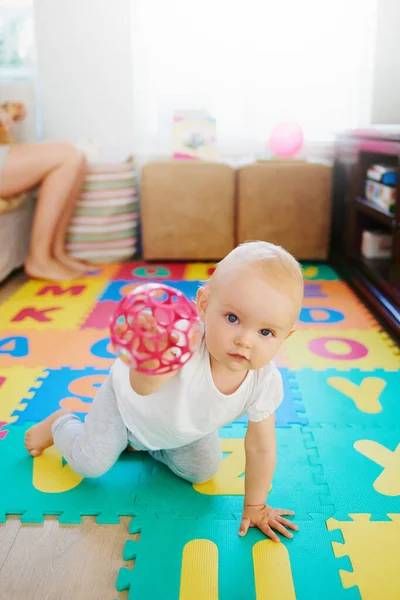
[
  {"xmin": 239, "ymin": 504, "xmax": 298, "ymax": 542},
  {"xmin": 115, "ymin": 312, "xmax": 180, "ymax": 372},
  {"xmin": 137, "ymin": 312, "xmax": 179, "ymax": 356}
]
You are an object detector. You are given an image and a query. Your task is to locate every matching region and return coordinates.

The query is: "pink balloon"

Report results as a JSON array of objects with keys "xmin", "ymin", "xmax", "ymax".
[{"xmin": 269, "ymin": 121, "xmax": 304, "ymax": 158}]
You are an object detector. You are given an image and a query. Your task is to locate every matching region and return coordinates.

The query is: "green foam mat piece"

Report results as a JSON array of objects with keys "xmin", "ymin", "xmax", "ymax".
[
  {"xmin": 116, "ymin": 513, "xmax": 360, "ymax": 600},
  {"xmin": 0, "ymin": 423, "xmax": 153, "ymax": 523},
  {"xmin": 303, "ymin": 424, "xmax": 400, "ymax": 520},
  {"xmin": 301, "ymin": 264, "xmax": 341, "ymax": 280},
  {"xmin": 0, "ymin": 424, "xmax": 334, "ymax": 523},
  {"xmin": 296, "ymin": 369, "xmax": 400, "ymax": 428},
  {"xmin": 134, "ymin": 426, "xmax": 334, "ymax": 520}
]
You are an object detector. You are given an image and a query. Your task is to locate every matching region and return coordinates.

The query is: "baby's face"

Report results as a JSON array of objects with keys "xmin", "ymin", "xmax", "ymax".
[{"xmin": 199, "ymin": 267, "xmax": 301, "ymax": 373}]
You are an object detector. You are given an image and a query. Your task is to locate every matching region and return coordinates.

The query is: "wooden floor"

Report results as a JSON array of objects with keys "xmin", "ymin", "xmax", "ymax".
[{"xmin": 0, "ymin": 270, "xmax": 134, "ymax": 600}]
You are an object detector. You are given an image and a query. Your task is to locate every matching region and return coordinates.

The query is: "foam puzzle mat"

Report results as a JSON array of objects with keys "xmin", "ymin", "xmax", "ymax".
[{"xmin": 0, "ymin": 261, "xmax": 399, "ymax": 599}]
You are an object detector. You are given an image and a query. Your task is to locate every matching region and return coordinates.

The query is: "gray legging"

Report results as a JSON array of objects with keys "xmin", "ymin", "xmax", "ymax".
[{"xmin": 52, "ymin": 374, "xmax": 223, "ymax": 484}]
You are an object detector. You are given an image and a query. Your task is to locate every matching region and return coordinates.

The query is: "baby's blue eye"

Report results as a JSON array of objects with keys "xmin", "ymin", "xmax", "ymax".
[
  {"xmin": 260, "ymin": 329, "xmax": 272, "ymax": 337},
  {"xmin": 226, "ymin": 314, "xmax": 238, "ymax": 324}
]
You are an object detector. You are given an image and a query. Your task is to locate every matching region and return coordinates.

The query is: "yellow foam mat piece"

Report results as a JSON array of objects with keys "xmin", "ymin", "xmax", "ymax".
[
  {"xmin": 282, "ymin": 330, "xmax": 399, "ymax": 370},
  {"xmin": 179, "ymin": 538, "xmax": 296, "ymax": 599},
  {"xmin": 328, "ymin": 514, "xmax": 400, "ymax": 599},
  {"xmin": 327, "ymin": 376, "xmax": 387, "ymax": 414},
  {"xmin": 194, "ymin": 439, "xmax": 245, "ymax": 495},
  {"xmin": 9, "ymin": 278, "xmax": 108, "ymax": 304},
  {"xmin": 179, "ymin": 540, "xmax": 219, "ymax": 599},
  {"xmin": 0, "ymin": 279, "xmax": 108, "ymax": 330},
  {"xmin": 33, "ymin": 446, "xmax": 84, "ymax": 493},
  {"xmin": 0, "ymin": 367, "xmax": 45, "ymax": 423},
  {"xmin": 253, "ymin": 540, "xmax": 296, "ymax": 599},
  {"xmin": 354, "ymin": 440, "xmax": 400, "ymax": 496},
  {"xmin": 184, "ymin": 263, "xmax": 216, "ymax": 281}
]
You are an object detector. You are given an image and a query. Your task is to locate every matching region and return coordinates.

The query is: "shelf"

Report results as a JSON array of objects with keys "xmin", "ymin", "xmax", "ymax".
[
  {"xmin": 359, "ymin": 256, "xmax": 400, "ymax": 300},
  {"xmin": 331, "ymin": 253, "xmax": 400, "ymax": 339},
  {"xmin": 355, "ymin": 197, "xmax": 396, "ymax": 228},
  {"xmin": 331, "ymin": 129, "xmax": 400, "ymax": 339}
]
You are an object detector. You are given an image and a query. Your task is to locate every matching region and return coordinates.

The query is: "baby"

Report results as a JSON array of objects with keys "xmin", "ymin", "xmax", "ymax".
[{"xmin": 25, "ymin": 240, "xmax": 304, "ymax": 541}]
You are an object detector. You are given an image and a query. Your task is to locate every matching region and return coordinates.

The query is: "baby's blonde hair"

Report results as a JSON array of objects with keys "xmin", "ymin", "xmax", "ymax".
[{"xmin": 209, "ymin": 240, "xmax": 304, "ymax": 298}]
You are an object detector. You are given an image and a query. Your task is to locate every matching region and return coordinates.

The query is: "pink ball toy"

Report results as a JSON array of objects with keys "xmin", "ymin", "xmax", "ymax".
[
  {"xmin": 110, "ymin": 283, "xmax": 201, "ymax": 374},
  {"xmin": 269, "ymin": 121, "xmax": 304, "ymax": 158}
]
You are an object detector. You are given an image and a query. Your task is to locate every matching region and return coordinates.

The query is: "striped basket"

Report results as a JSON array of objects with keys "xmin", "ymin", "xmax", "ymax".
[{"xmin": 66, "ymin": 160, "xmax": 139, "ymax": 263}]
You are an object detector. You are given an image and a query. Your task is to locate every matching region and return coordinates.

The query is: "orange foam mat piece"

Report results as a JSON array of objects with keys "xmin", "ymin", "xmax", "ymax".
[{"xmin": 0, "ymin": 329, "xmax": 114, "ymax": 369}]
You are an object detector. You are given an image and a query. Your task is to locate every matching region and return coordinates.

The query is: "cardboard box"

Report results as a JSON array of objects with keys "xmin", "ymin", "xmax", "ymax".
[{"xmin": 361, "ymin": 230, "xmax": 392, "ymax": 259}]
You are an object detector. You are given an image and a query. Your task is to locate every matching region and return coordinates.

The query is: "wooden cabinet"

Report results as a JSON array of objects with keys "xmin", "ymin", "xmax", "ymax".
[{"xmin": 330, "ymin": 129, "xmax": 400, "ymax": 337}]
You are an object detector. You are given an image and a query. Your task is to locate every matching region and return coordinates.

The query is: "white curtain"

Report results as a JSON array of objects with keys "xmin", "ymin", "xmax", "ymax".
[
  {"xmin": 0, "ymin": 0, "xmax": 35, "ymax": 71},
  {"xmin": 0, "ymin": 0, "xmax": 38, "ymax": 142},
  {"xmin": 129, "ymin": 0, "xmax": 377, "ymax": 158}
]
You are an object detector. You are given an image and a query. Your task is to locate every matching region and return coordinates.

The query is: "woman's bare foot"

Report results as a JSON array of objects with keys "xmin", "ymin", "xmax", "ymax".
[
  {"xmin": 24, "ymin": 409, "xmax": 71, "ymax": 457},
  {"xmin": 25, "ymin": 256, "xmax": 79, "ymax": 281},
  {"xmin": 54, "ymin": 251, "xmax": 93, "ymax": 273}
]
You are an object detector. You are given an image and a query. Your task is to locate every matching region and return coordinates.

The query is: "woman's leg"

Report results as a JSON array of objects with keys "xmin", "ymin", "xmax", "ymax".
[
  {"xmin": 51, "ymin": 152, "xmax": 93, "ymax": 273},
  {"xmin": 0, "ymin": 142, "xmax": 88, "ymax": 281}
]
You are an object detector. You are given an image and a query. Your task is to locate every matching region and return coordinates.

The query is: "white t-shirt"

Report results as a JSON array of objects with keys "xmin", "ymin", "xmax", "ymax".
[{"xmin": 111, "ymin": 337, "xmax": 283, "ymax": 451}]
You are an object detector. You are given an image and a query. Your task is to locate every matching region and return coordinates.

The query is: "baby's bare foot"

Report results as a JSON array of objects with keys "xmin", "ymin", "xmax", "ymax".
[
  {"xmin": 24, "ymin": 409, "xmax": 71, "ymax": 457},
  {"xmin": 125, "ymin": 444, "xmax": 142, "ymax": 453},
  {"xmin": 25, "ymin": 257, "xmax": 79, "ymax": 282}
]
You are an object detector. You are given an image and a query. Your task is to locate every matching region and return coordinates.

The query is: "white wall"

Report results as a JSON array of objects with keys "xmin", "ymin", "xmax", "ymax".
[
  {"xmin": 33, "ymin": 0, "xmax": 135, "ymax": 161},
  {"xmin": 30, "ymin": 0, "xmax": 400, "ymax": 158},
  {"xmin": 371, "ymin": 0, "xmax": 400, "ymax": 124}
]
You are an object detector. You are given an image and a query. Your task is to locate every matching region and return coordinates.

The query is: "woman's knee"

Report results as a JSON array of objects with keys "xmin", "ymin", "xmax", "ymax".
[
  {"xmin": 59, "ymin": 142, "xmax": 87, "ymax": 170},
  {"xmin": 44, "ymin": 141, "xmax": 86, "ymax": 173}
]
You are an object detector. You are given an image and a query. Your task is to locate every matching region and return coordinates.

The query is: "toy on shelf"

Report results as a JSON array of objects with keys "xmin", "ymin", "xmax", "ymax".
[
  {"xmin": 110, "ymin": 283, "xmax": 201, "ymax": 374},
  {"xmin": 173, "ymin": 110, "xmax": 217, "ymax": 161},
  {"xmin": 366, "ymin": 164, "xmax": 398, "ymax": 186},
  {"xmin": 361, "ymin": 229, "xmax": 393, "ymax": 259},
  {"xmin": 268, "ymin": 121, "xmax": 304, "ymax": 158},
  {"xmin": 365, "ymin": 164, "xmax": 397, "ymax": 213}
]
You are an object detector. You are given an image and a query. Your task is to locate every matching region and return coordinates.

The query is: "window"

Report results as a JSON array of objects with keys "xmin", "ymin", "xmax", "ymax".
[
  {"xmin": 129, "ymin": 0, "xmax": 378, "ymax": 157},
  {"xmin": 0, "ymin": 0, "xmax": 35, "ymax": 78}
]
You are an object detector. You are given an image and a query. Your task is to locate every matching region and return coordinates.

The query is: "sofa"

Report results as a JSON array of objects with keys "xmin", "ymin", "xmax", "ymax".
[
  {"xmin": 0, "ymin": 193, "xmax": 34, "ymax": 282},
  {"xmin": 0, "ymin": 82, "xmax": 37, "ymax": 282}
]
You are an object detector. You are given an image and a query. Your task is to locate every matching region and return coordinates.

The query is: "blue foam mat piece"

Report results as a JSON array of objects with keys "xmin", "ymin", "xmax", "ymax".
[
  {"xmin": 11, "ymin": 368, "xmax": 108, "ymax": 426},
  {"xmin": 99, "ymin": 279, "xmax": 201, "ymax": 303},
  {"xmin": 234, "ymin": 368, "xmax": 308, "ymax": 428}
]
